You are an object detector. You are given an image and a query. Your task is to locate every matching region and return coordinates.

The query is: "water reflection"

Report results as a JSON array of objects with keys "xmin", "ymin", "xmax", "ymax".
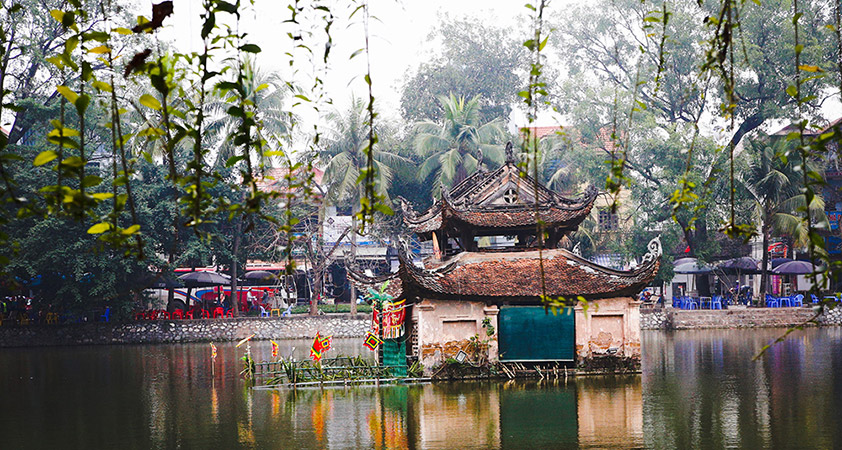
[
  {"xmin": 642, "ymin": 328, "xmax": 842, "ymax": 449},
  {"xmin": 1, "ymin": 329, "xmax": 841, "ymax": 449}
]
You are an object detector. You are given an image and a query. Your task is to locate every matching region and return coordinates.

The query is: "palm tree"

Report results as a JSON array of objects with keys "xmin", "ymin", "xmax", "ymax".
[
  {"xmin": 206, "ymin": 57, "xmax": 294, "ymax": 169},
  {"xmin": 320, "ymin": 97, "xmax": 409, "ymax": 207},
  {"xmin": 413, "ymin": 94, "xmax": 507, "ymax": 192},
  {"xmin": 524, "ymin": 132, "xmax": 582, "ymax": 192},
  {"xmin": 740, "ymin": 138, "xmax": 828, "ymax": 299},
  {"xmin": 319, "ymin": 97, "xmax": 410, "ymax": 315}
]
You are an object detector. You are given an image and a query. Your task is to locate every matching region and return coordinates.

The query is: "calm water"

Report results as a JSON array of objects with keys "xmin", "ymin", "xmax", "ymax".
[{"xmin": 0, "ymin": 328, "xmax": 840, "ymax": 449}]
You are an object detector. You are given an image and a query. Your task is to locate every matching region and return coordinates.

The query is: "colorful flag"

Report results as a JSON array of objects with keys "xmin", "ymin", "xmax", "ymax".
[
  {"xmin": 210, "ymin": 342, "xmax": 218, "ymax": 360},
  {"xmin": 310, "ymin": 333, "xmax": 325, "ymax": 361},
  {"xmin": 381, "ymin": 299, "xmax": 406, "ymax": 339},
  {"xmin": 363, "ymin": 331, "xmax": 383, "ymax": 351},
  {"xmin": 271, "ymin": 340, "xmax": 279, "ymax": 359},
  {"xmin": 310, "ymin": 333, "xmax": 334, "ymax": 361},
  {"xmin": 320, "ymin": 335, "xmax": 332, "ymax": 352}
]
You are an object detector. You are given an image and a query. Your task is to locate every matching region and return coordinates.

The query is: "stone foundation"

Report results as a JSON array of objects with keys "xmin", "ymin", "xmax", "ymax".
[
  {"xmin": 640, "ymin": 305, "xmax": 842, "ymax": 330},
  {"xmin": 0, "ymin": 314, "xmax": 369, "ymax": 348}
]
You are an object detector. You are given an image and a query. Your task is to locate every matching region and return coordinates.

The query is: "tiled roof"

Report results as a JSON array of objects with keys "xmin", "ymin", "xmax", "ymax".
[
  {"xmin": 521, "ymin": 126, "xmax": 565, "ymax": 139},
  {"xmin": 347, "ymin": 245, "xmax": 660, "ymax": 302},
  {"xmin": 397, "ymin": 248, "xmax": 659, "ymax": 300},
  {"xmin": 400, "ymin": 158, "xmax": 597, "ymax": 235}
]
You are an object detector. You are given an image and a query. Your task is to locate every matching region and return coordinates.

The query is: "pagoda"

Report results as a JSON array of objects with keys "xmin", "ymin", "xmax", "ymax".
[{"xmin": 350, "ymin": 143, "xmax": 660, "ymax": 372}]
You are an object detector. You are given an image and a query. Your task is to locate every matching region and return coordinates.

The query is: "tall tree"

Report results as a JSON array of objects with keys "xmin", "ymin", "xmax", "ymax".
[
  {"xmin": 740, "ymin": 137, "xmax": 827, "ymax": 299},
  {"xmin": 320, "ymin": 98, "xmax": 409, "ymax": 315},
  {"xmin": 321, "ymin": 98, "xmax": 409, "ymax": 207},
  {"xmin": 206, "ymin": 58, "xmax": 293, "ymax": 169},
  {"xmin": 551, "ymin": 0, "xmax": 834, "ymax": 256},
  {"xmin": 399, "ymin": 18, "xmax": 527, "ymax": 123},
  {"xmin": 414, "ymin": 94, "xmax": 507, "ymax": 193}
]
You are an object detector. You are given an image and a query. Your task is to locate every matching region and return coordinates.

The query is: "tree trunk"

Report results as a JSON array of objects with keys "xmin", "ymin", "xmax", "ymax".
[
  {"xmin": 230, "ymin": 217, "xmax": 242, "ymax": 317},
  {"xmin": 350, "ymin": 214, "xmax": 358, "ymax": 315},
  {"xmin": 166, "ymin": 236, "xmax": 176, "ymax": 311},
  {"xmin": 308, "ymin": 252, "xmax": 320, "ymax": 315},
  {"xmin": 759, "ymin": 220, "xmax": 771, "ymax": 305},
  {"xmin": 730, "ymin": 112, "xmax": 766, "ymax": 150}
]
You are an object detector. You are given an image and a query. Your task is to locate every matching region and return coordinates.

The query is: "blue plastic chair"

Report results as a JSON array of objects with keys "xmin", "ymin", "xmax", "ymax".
[
  {"xmin": 281, "ymin": 305, "xmax": 293, "ymax": 317},
  {"xmin": 812, "ymin": 294, "xmax": 820, "ymax": 304},
  {"xmin": 765, "ymin": 295, "xmax": 779, "ymax": 308},
  {"xmin": 711, "ymin": 295, "xmax": 723, "ymax": 310},
  {"xmin": 100, "ymin": 307, "xmax": 111, "ymax": 322},
  {"xmin": 792, "ymin": 294, "xmax": 803, "ymax": 307},
  {"xmin": 259, "ymin": 306, "xmax": 270, "ymax": 318},
  {"xmin": 685, "ymin": 298, "xmax": 698, "ymax": 310},
  {"xmin": 780, "ymin": 296, "xmax": 792, "ymax": 307}
]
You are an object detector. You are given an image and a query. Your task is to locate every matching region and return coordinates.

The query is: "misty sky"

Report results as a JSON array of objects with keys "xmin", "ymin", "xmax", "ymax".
[{"xmin": 156, "ymin": 0, "xmax": 559, "ymax": 128}]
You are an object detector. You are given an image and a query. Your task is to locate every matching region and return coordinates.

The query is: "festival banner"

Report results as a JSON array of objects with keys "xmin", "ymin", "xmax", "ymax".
[
  {"xmin": 271, "ymin": 340, "xmax": 279, "ymax": 359},
  {"xmin": 381, "ymin": 299, "xmax": 406, "ymax": 339},
  {"xmin": 210, "ymin": 342, "xmax": 217, "ymax": 360},
  {"xmin": 363, "ymin": 331, "xmax": 383, "ymax": 351}
]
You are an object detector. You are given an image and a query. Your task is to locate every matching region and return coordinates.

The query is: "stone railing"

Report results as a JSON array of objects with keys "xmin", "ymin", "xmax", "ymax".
[
  {"xmin": 0, "ymin": 314, "xmax": 369, "ymax": 348},
  {"xmin": 641, "ymin": 305, "xmax": 842, "ymax": 330}
]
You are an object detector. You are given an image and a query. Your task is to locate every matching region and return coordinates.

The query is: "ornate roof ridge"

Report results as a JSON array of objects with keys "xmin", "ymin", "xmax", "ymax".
[
  {"xmin": 397, "ymin": 196, "xmax": 441, "ymax": 225},
  {"xmin": 393, "ymin": 237, "xmax": 662, "ymax": 299}
]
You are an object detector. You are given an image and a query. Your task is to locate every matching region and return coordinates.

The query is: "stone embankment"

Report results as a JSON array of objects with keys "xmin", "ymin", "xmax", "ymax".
[
  {"xmin": 0, "ymin": 314, "xmax": 369, "ymax": 348},
  {"xmin": 641, "ymin": 305, "xmax": 842, "ymax": 330}
]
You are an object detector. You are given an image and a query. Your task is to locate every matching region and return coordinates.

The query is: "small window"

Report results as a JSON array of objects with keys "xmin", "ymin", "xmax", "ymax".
[
  {"xmin": 503, "ymin": 188, "xmax": 519, "ymax": 204},
  {"xmin": 598, "ymin": 208, "xmax": 618, "ymax": 231}
]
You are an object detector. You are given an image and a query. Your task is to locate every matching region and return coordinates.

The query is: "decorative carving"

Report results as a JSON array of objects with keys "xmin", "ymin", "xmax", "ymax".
[
  {"xmin": 504, "ymin": 141, "xmax": 515, "ymax": 164},
  {"xmin": 502, "ymin": 188, "xmax": 518, "ymax": 204},
  {"xmin": 641, "ymin": 236, "xmax": 662, "ymax": 264},
  {"xmin": 572, "ymin": 242, "xmax": 582, "ymax": 256}
]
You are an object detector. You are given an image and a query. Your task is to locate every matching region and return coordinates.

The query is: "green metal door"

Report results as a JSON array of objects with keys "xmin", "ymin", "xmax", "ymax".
[
  {"xmin": 498, "ymin": 306, "xmax": 575, "ymax": 361},
  {"xmin": 382, "ymin": 339, "xmax": 407, "ymax": 376}
]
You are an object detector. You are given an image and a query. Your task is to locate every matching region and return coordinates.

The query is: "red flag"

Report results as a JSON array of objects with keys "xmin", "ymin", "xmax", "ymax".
[{"xmin": 310, "ymin": 333, "xmax": 325, "ymax": 361}]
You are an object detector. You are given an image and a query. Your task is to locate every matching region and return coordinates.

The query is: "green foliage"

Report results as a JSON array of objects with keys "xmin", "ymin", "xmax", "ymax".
[
  {"xmin": 288, "ymin": 303, "xmax": 373, "ymax": 315},
  {"xmin": 399, "ymin": 18, "xmax": 528, "ymax": 123},
  {"xmin": 0, "ymin": 0, "xmax": 841, "ymax": 333},
  {"xmin": 321, "ymin": 98, "xmax": 410, "ymax": 208},
  {"xmin": 413, "ymin": 94, "xmax": 507, "ymax": 191}
]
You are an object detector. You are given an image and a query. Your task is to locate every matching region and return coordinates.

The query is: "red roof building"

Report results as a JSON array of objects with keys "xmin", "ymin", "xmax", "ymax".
[{"xmin": 350, "ymin": 142, "xmax": 660, "ymax": 374}]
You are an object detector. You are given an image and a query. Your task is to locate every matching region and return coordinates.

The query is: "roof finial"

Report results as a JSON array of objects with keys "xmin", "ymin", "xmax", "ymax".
[
  {"xmin": 505, "ymin": 141, "xmax": 514, "ymax": 164},
  {"xmin": 641, "ymin": 236, "xmax": 662, "ymax": 264}
]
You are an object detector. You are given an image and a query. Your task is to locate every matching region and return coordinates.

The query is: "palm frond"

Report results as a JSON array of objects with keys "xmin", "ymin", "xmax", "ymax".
[{"xmin": 439, "ymin": 148, "xmax": 463, "ymax": 187}]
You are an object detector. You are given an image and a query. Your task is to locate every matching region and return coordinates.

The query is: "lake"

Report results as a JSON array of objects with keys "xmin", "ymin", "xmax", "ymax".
[{"xmin": 0, "ymin": 327, "xmax": 840, "ymax": 449}]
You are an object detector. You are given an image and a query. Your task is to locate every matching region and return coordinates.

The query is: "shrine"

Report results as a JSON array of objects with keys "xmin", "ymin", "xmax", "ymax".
[{"xmin": 350, "ymin": 143, "xmax": 661, "ymax": 373}]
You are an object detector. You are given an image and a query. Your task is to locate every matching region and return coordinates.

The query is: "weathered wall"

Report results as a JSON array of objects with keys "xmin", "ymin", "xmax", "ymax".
[
  {"xmin": 640, "ymin": 306, "xmax": 842, "ymax": 330},
  {"xmin": 414, "ymin": 299, "xmax": 498, "ymax": 370},
  {"xmin": 0, "ymin": 314, "xmax": 369, "ymax": 348},
  {"xmin": 575, "ymin": 297, "xmax": 640, "ymax": 370}
]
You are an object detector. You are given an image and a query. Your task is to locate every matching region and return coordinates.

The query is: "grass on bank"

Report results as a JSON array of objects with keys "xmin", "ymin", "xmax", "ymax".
[{"xmin": 288, "ymin": 304, "xmax": 373, "ymax": 314}]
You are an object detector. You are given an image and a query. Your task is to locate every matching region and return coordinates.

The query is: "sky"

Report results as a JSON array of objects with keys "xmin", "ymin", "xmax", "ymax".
[
  {"xmin": 149, "ymin": 0, "xmax": 840, "ymax": 138},
  {"xmin": 155, "ymin": 0, "xmax": 554, "ymax": 127}
]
